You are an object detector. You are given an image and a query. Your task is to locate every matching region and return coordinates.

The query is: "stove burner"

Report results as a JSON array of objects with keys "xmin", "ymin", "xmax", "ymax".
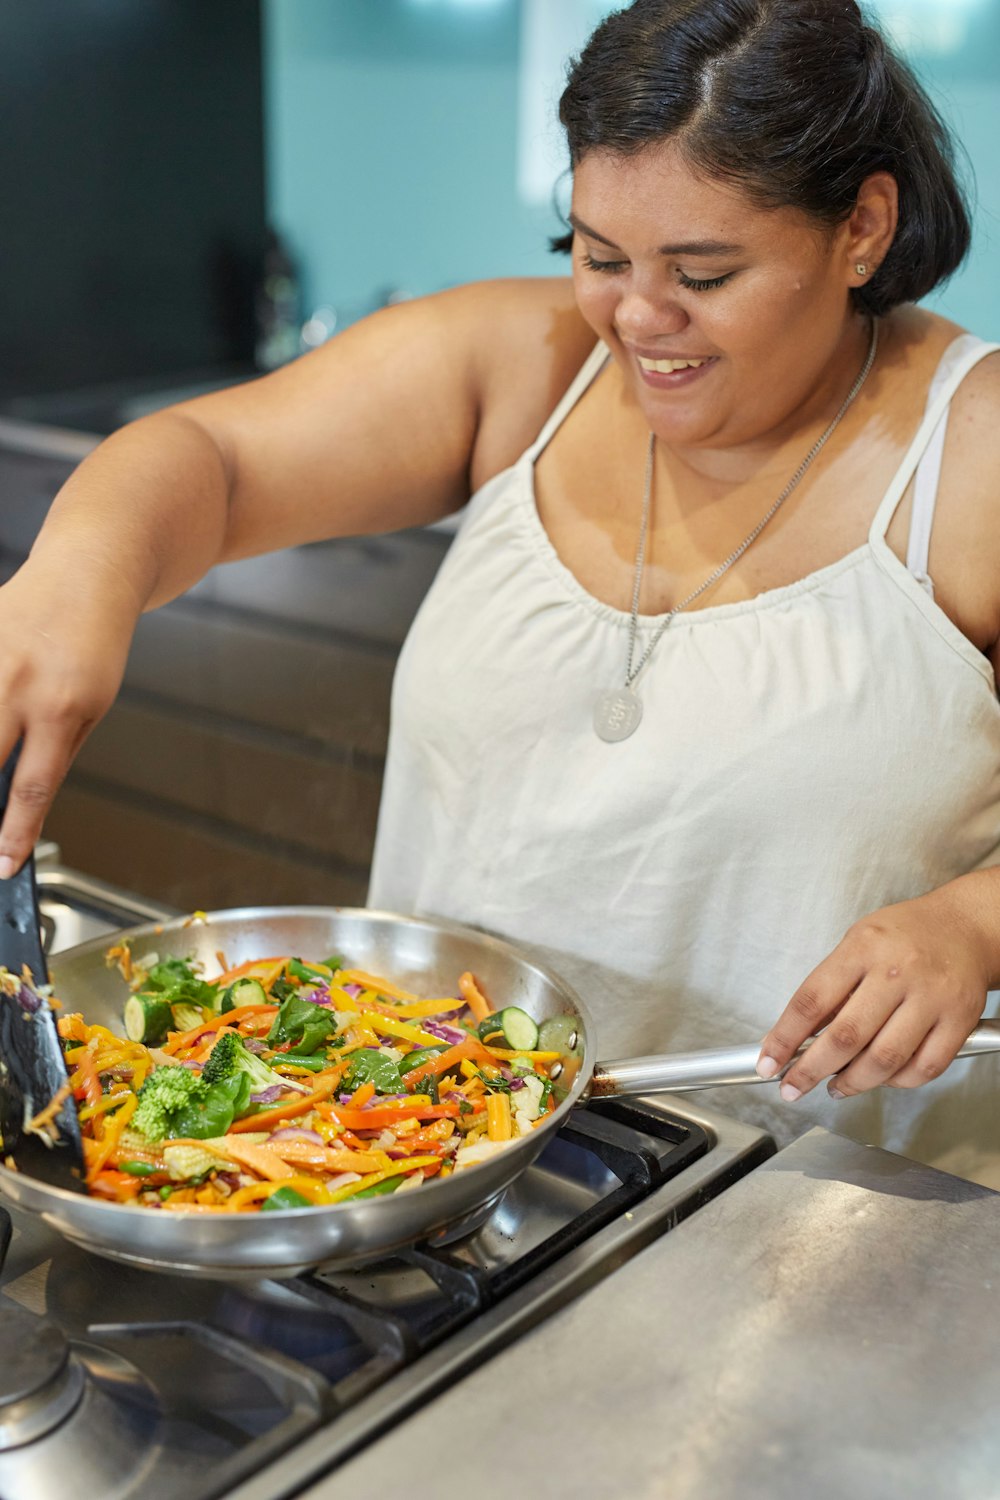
[{"xmin": 0, "ymin": 1302, "xmax": 84, "ymax": 1449}]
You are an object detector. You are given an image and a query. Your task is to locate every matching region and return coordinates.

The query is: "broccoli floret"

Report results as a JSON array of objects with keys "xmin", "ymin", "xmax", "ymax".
[
  {"xmin": 133, "ymin": 1064, "xmax": 254, "ymax": 1141},
  {"xmin": 202, "ymin": 1031, "xmax": 305, "ymax": 1095},
  {"xmin": 133, "ymin": 1067, "xmax": 206, "ymax": 1142}
]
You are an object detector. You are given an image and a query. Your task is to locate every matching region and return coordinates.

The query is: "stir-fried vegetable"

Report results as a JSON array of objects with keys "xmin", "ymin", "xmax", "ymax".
[{"xmin": 51, "ymin": 947, "xmax": 575, "ymax": 1213}]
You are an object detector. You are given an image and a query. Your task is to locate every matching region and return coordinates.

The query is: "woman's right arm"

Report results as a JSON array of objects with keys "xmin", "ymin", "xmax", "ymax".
[{"xmin": 0, "ymin": 277, "xmax": 588, "ymax": 871}]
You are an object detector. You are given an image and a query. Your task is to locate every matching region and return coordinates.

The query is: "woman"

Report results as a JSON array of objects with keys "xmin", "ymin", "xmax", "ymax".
[{"xmin": 2, "ymin": 0, "xmax": 999, "ymax": 1172}]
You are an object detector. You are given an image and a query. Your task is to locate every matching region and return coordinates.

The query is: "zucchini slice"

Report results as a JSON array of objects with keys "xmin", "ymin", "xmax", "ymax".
[
  {"xmin": 536, "ymin": 1015, "xmax": 583, "ymax": 1057},
  {"xmin": 491, "ymin": 1006, "xmax": 539, "ymax": 1052},
  {"xmin": 220, "ymin": 976, "xmax": 269, "ymax": 1012},
  {"xmin": 124, "ymin": 992, "xmax": 174, "ymax": 1044}
]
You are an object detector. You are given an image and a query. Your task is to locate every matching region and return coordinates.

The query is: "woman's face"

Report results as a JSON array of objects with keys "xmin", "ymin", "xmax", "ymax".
[{"xmin": 570, "ymin": 140, "xmax": 864, "ymax": 453}]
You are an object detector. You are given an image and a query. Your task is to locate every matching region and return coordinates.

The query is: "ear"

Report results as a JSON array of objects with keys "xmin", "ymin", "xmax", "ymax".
[{"xmin": 842, "ymin": 172, "xmax": 899, "ymax": 289}]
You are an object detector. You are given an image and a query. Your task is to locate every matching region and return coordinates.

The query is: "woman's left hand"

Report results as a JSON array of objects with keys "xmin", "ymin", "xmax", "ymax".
[{"xmin": 756, "ymin": 889, "xmax": 993, "ymax": 1102}]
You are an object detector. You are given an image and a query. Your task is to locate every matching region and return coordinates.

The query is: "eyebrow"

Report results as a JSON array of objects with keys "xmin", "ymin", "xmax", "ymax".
[{"xmin": 567, "ymin": 212, "xmax": 744, "ymax": 258}]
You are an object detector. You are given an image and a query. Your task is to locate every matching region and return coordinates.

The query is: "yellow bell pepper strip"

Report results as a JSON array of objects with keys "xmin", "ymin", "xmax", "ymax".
[
  {"xmin": 324, "ymin": 1155, "xmax": 442, "ymax": 1204},
  {"xmin": 337, "ymin": 970, "xmax": 424, "ymax": 1003},
  {"xmin": 357, "ymin": 1010, "xmax": 445, "ymax": 1048},
  {"xmin": 486, "ymin": 1092, "xmax": 512, "ymax": 1142},
  {"xmin": 225, "ymin": 1175, "xmax": 337, "ymax": 1210},
  {"xmin": 458, "ymin": 972, "xmax": 493, "ymax": 1023},
  {"xmin": 372, "ymin": 997, "xmax": 466, "ymax": 1019},
  {"xmin": 77, "ymin": 1090, "xmax": 132, "ymax": 1123},
  {"xmin": 86, "ymin": 1094, "xmax": 138, "ymax": 1181},
  {"xmin": 482, "ymin": 1047, "xmax": 562, "ymax": 1064}
]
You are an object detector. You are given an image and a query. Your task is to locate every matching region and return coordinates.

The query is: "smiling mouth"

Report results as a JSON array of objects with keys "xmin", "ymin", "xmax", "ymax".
[{"xmin": 636, "ymin": 356, "xmax": 714, "ymax": 373}]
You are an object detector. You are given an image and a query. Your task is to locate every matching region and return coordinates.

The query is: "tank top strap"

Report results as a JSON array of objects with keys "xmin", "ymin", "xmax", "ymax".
[
  {"xmin": 526, "ymin": 340, "xmax": 611, "ymax": 461},
  {"xmin": 869, "ymin": 335, "xmax": 1000, "ymax": 551}
]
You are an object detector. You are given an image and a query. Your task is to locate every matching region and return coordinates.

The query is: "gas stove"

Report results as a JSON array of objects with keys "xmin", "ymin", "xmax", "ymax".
[{"xmin": 0, "ymin": 856, "xmax": 775, "ymax": 1500}]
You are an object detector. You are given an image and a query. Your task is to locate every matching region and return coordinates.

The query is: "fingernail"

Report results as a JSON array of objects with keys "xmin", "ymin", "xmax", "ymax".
[
  {"xmin": 0, "ymin": 856, "xmax": 14, "ymax": 880},
  {"xmin": 756, "ymin": 1055, "xmax": 781, "ymax": 1080},
  {"xmin": 779, "ymin": 1082, "xmax": 802, "ymax": 1103},
  {"xmin": 828, "ymin": 1087, "xmax": 845, "ymax": 1101}
]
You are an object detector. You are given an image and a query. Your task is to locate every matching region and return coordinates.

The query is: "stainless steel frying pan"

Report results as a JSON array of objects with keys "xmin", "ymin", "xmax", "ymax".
[{"xmin": 2, "ymin": 906, "xmax": 998, "ymax": 1279}]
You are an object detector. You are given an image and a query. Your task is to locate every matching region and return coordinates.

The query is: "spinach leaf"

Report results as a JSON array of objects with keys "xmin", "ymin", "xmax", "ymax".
[
  {"xmin": 170, "ymin": 1073, "xmax": 252, "ymax": 1139},
  {"xmin": 267, "ymin": 994, "xmax": 339, "ymax": 1053},
  {"xmin": 343, "ymin": 1048, "xmax": 404, "ymax": 1095}
]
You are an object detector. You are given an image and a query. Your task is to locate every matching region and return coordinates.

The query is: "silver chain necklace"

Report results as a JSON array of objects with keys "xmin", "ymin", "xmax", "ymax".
[{"xmin": 594, "ymin": 319, "xmax": 880, "ymax": 743}]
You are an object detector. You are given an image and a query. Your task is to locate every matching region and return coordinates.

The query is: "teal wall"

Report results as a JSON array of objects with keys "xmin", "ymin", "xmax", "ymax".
[{"xmin": 263, "ymin": 0, "xmax": 1000, "ymax": 337}]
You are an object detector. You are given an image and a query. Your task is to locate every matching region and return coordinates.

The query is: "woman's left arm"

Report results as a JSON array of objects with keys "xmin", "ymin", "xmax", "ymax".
[
  {"xmin": 760, "ymin": 344, "xmax": 1000, "ymax": 1102},
  {"xmin": 757, "ymin": 870, "xmax": 1000, "ymax": 1100}
]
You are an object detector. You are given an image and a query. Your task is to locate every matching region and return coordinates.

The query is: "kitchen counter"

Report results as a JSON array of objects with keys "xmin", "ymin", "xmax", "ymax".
[{"xmin": 313, "ymin": 1127, "xmax": 1000, "ymax": 1499}]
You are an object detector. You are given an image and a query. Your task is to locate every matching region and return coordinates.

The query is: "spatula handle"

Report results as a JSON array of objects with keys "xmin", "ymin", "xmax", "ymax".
[{"xmin": 0, "ymin": 743, "xmax": 48, "ymax": 985}]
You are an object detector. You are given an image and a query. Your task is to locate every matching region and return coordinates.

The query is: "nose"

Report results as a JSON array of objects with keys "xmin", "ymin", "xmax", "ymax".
[{"xmin": 614, "ymin": 283, "xmax": 690, "ymax": 343}]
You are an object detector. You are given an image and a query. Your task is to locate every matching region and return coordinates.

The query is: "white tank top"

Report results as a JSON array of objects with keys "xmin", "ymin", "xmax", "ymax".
[{"xmin": 369, "ymin": 333, "xmax": 1000, "ymax": 1183}]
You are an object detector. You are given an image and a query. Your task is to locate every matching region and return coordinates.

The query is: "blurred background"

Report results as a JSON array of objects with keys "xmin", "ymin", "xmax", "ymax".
[{"xmin": 0, "ymin": 0, "xmax": 997, "ymax": 912}]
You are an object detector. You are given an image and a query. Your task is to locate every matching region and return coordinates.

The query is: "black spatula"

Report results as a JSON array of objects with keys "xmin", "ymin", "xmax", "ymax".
[{"xmin": 0, "ymin": 746, "xmax": 85, "ymax": 1190}]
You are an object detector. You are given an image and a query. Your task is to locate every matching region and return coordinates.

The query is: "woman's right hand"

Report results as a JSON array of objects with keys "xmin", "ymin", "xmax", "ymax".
[{"xmin": 0, "ymin": 556, "xmax": 137, "ymax": 876}]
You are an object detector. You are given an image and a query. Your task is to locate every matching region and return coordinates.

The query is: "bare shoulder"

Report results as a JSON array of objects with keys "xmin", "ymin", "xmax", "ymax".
[
  {"xmin": 921, "ymin": 313, "xmax": 1000, "ymax": 662},
  {"xmin": 447, "ymin": 277, "xmax": 598, "ymax": 488}
]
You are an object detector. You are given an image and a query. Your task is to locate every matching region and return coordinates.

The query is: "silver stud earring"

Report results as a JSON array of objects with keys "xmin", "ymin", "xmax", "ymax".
[{"xmin": 856, "ymin": 262, "xmax": 869, "ymax": 277}]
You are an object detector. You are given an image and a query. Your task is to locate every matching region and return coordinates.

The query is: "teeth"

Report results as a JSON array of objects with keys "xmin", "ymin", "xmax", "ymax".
[{"xmin": 637, "ymin": 356, "xmax": 710, "ymax": 373}]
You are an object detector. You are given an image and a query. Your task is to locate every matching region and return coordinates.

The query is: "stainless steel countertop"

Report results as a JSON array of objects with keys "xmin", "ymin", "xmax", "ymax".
[{"xmin": 313, "ymin": 1127, "xmax": 1000, "ymax": 1499}]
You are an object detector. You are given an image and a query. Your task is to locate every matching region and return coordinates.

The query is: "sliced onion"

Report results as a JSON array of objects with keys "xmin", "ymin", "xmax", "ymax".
[
  {"xmin": 243, "ymin": 1038, "xmax": 267, "ymax": 1055},
  {"xmin": 326, "ymin": 1171, "xmax": 362, "ymax": 1190},
  {"xmin": 374, "ymin": 1129, "xmax": 397, "ymax": 1150},
  {"xmin": 268, "ymin": 1127, "xmax": 324, "ymax": 1146},
  {"xmin": 341, "ymin": 983, "xmax": 363, "ymax": 998}
]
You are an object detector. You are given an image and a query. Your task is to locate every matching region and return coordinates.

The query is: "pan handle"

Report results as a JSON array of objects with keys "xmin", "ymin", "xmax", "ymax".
[{"xmin": 588, "ymin": 1017, "xmax": 1000, "ymax": 1097}]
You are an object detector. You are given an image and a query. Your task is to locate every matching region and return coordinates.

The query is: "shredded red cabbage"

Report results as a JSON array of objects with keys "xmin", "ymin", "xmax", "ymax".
[{"xmin": 249, "ymin": 1084, "xmax": 284, "ymax": 1105}]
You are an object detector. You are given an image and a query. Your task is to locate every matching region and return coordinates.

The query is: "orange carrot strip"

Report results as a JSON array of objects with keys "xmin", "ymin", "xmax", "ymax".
[
  {"xmin": 161, "ymin": 1005, "xmax": 278, "ymax": 1054},
  {"xmin": 458, "ymin": 972, "xmax": 493, "ymax": 1024},
  {"xmin": 26, "ymin": 1081, "xmax": 75, "ymax": 1132},
  {"xmin": 201, "ymin": 1137, "xmax": 295, "ymax": 1181},
  {"xmin": 89, "ymin": 1169, "xmax": 143, "ymax": 1201},
  {"xmin": 326, "ymin": 1101, "xmax": 460, "ymax": 1131},
  {"xmin": 227, "ymin": 1076, "xmax": 344, "ymax": 1133},
  {"xmin": 401, "ymin": 1038, "xmax": 495, "ymax": 1088},
  {"xmin": 267, "ymin": 1140, "xmax": 387, "ymax": 1174},
  {"xmin": 350, "ymin": 1079, "xmax": 375, "ymax": 1109},
  {"xmin": 212, "ymin": 957, "xmax": 289, "ymax": 987}
]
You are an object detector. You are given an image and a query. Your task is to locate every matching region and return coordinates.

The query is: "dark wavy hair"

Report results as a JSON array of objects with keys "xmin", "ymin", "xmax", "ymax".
[{"xmin": 552, "ymin": 0, "xmax": 971, "ymax": 316}]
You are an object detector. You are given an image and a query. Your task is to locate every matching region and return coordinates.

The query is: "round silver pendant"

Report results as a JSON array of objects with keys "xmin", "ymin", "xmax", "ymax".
[{"xmin": 594, "ymin": 686, "xmax": 643, "ymax": 743}]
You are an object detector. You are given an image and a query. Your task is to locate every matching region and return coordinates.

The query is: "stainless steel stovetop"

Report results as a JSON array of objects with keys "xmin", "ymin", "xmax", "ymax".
[{"xmin": 0, "ymin": 855, "xmax": 775, "ymax": 1500}]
